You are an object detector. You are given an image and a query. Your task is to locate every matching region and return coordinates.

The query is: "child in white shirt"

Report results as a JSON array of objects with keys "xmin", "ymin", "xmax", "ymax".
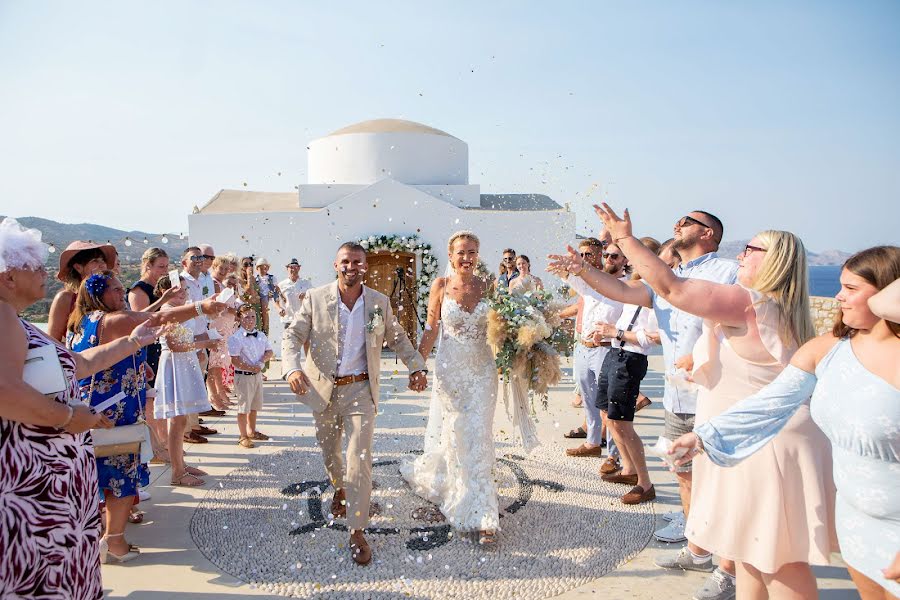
[{"xmin": 227, "ymin": 305, "xmax": 274, "ymax": 448}]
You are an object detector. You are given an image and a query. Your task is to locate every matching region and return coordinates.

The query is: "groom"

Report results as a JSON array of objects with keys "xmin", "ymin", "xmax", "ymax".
[{"xmin": 282, "ymin": 241, "xmax": 428, "ymax": 565}]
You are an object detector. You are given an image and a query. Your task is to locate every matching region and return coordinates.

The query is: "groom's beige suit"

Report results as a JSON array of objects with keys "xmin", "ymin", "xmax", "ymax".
[{"xmin": 282, "ymin": 281, "xmax": 426, "ymax": 529}]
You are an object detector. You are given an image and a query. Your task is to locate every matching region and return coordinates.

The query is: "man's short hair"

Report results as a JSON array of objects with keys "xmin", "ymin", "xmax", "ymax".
[
  {"xmin": 183, "ymin": 246, "xmax": 201, "ymax": 258},
  {"xmin": 693, "ymin": 210, "xmax": 724, "ymax": 244},
  {"xmin": 502, "ymin": 248, "xmax": 516, "ymax": 255},
  {"xmin": 337, "ymin": 242, "xmax": 366, "ymax": 255},
  {"xmin": 238, "ymin": 304, "xmax": 256, "ymax": 317},
  {"xmin": 578, "ymin": 237, "xmax": 604, "ymax": 249}
]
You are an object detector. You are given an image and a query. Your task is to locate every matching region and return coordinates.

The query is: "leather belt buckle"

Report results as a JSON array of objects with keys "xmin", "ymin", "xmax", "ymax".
[{"xmin": 334, "ymin": 372, "xmax": 369, "ymax": 386}]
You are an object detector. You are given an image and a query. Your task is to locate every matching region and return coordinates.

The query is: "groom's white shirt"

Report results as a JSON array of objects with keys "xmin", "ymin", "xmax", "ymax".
[{"xmin": 336, "ymin": 289, "xmax": 367, "ymax": 377}]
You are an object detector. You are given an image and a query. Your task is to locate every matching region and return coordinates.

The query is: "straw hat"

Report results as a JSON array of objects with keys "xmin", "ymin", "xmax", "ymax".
[
  {"xmin": 57, "ymin": 241, "xmax": 118, "ymax": 283},
  {"xmin": 256, "ymin": 257, "xmax": 271, "ymax": 267}
]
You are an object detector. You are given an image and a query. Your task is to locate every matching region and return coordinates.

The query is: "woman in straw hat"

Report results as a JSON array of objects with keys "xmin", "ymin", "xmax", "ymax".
[{"xmin": 47, "ymin": 240, "xmax": 118, "ymax": 341}]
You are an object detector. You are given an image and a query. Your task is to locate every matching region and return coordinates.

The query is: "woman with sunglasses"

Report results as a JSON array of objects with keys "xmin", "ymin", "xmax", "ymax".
[{"xmin": 590, "ymin": 203, "xmax": 835, "ymax": 599}]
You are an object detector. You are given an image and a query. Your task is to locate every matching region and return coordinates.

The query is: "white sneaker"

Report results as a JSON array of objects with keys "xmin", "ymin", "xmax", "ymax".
[
  {"xmin": 662, "ymin": 510, "xmax": 683, "ymax": 522},
  {"xmin": 653, "ymin": 513, "xmax": 686, "ymax": 543},
  {"xmin": 655, "ymin": 546, "xmax": 714, "ymax": 572},
  {"xmin": 138, "ymin": 489, "xmax": 151, "ymax": 502},
  {"xmin": 693, "ymin": 568, "xmax": 736, "ymax": 600}
]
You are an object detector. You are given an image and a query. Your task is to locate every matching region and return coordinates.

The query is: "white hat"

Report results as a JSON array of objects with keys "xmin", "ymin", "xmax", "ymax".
[
  {"xmin": 0, "ymin": 218, "xmax": 48, "ymax": 273},
  {"xmin": 256, "ymin": 257, "xmax": 270, "ymax": 267}
]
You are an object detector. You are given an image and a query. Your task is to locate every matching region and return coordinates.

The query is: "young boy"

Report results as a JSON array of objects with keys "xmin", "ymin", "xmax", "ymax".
[{"xmin": 228, "ymin": 305, "xmax": 275, "ymax": 448}]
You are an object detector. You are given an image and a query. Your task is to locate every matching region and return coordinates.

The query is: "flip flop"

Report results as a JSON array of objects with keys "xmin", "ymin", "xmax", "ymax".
[
  {"xmin": 184, "ymin": 465, "xmax": 208, "ymax": 476},
  {"xmin": 564, "ymin": 426, "xmax": 587, "ymax": 439}
]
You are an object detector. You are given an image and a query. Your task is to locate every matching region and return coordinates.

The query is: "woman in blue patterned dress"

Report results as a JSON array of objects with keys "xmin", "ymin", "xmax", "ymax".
[
  {"xmin": 672, "ymin": 246, "xmax": 900, "ymax": 599},
  {"xmin": 67, "ymin": 271, "xmax": 224, "ymax": 563}
]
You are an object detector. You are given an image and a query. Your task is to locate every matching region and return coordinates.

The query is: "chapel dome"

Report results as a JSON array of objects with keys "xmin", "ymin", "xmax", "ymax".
[
  {"xmin": 308, "ymin": 118, "xmax": 468, "ymax": 186},
  {"xmin": 328, "ymin": 119, "xmax": 456, "ymax": 139}
]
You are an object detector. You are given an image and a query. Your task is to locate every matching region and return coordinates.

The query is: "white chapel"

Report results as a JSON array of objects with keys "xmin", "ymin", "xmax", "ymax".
[{"xmin": 189, "ymin": 118, "xmax": 575, "ymax": 345}]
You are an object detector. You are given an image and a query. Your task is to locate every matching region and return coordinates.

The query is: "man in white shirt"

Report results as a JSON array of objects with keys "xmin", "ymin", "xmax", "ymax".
[
  {"xmin": 564, "ymin": 238, "xmax": 626, "ymax": 458},
  {"xmin": 197, "ymin": 244, "xmax": 217, "ymax": 300},
  {"xmin": 278, "ymin": 258, "xmax": 311, "ymax": 328},
  {"xmin": 282, "ymin": 242, "xmax": 427, "ymax": 566}
]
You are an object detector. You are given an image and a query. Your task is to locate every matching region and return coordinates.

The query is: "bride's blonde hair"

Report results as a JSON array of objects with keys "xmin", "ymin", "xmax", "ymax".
[{"xmin": 447, "ymin": 230, "xmax": 480, "ymax": 252}]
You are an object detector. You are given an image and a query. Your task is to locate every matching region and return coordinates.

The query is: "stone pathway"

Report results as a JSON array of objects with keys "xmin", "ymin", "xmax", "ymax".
[{"xmin": 102, "ymin": 356, "xmax": 859, "ymax": 599}]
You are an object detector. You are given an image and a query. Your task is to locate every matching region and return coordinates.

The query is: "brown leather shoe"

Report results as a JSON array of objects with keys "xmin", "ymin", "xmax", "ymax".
[
  {"xmin": 622, "ymin": 484, "xmax": 656, "ymax": 505},
  {"xmin": 566, "ymin": 444, "xmax": 603, "ymax": 457},
  {"xmin": 599, "ymin": 456, "xmax": 621, "ymax": 475},
  {"xmin": 199, "ymin": 409, "xmax": 226, "ymax": 417},
  {"xmin": 183, "ymin": 432, "xmax": 208, "ymax": 444},
  {"xmin": 602, "ymin": 472, "xmax": 638, "ymax": 485},
  {"xmin": 349, "ymin": 532, "xmax": 372, "ymax": 566},
  {"xmin": 330, "ymin": 489, "xmax": 347, "ymax": 518},
  {"xmin": 193, "ymin": 426, "xmax": 218, "ymax": 436}
]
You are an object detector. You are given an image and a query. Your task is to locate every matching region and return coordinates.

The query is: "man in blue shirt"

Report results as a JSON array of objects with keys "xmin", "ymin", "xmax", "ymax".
[
  {"xmin": 550, "ymin": 210, "xmax": 739, "ymax": 600},
  {"xmin": 498, "ymin": 248, "xmax": 519, "ymax": 288}
]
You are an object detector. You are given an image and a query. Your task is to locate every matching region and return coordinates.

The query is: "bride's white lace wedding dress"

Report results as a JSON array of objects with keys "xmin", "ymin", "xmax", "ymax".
[{"xmin": 400, "ymin": 295, "xmax": 500, "ymax": 532}]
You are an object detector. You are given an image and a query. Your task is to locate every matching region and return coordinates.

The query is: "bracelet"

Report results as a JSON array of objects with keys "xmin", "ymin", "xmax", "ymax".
[
  {"xmin": 128, "ymin": 336, "xmax": 141, "ymax": 350},
  {"xmin": 58, "ymin": 405, "xmax": 75, "ymax": 429},
  {"xmin": 614, "ymin": 235, "xmax": 632, "ymax": 242},
  {"xmin": 194, "ymin": 302, "xmax": 203, "ymax": 317}
]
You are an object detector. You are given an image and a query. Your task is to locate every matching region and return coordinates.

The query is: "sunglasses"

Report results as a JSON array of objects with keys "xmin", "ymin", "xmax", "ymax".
[
  {"xmin": 502, "ymin": 256, "xmax": 516, "ymax": 261},
  {"xmin": 201, "ymin": 254, "xmax": 215, "ymax": 260},
  {"xmin": 602, "ymin": 252, "xmax": 621, "ymax": 260},
  {"xmin": 676, "ymin": 215, "xmax": 713, "ymax": 230},
  {"xmin": 743, "ymin": 244, "xmax": 767, "ymax": 256},
  {"xmin": 188, "ymin": 255, "xmax": 204, "ymax": 263}
]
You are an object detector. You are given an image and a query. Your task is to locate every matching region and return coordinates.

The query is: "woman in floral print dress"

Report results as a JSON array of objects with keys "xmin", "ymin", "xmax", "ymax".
[{"xmin": 67, "ymin": 270, "xmax": 225, "ymax": 563}]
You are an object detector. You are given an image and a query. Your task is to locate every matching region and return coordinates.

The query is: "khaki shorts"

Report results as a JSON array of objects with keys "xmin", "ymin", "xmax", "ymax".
[
  {"xmin": 664, "ymin": 410, "xmax": 695, "ymax": 472},
  {"xmin": 234, "ymin": 372, "xmax": 264, "ymax": 414}
]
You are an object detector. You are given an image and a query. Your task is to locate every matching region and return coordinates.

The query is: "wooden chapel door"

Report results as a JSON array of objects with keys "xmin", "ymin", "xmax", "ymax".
[{"xmin": 364, "ymin": 251, "xmax": 418, "ymax": 345}]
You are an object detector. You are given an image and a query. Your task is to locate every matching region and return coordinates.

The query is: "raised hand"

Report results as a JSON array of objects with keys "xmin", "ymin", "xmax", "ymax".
[
  {"xmin": 593, "ymin": 202, "xmax": 633, "ymax": 242},
  {"xmin": 200, "ymin": 298, "xmax": 227, "ymax": 317},
  {"xmin": 128, "ymin": 317, "xmax": 165, "ymax": 346},
  {"xmin": 547, "ymin": 245, "xmax": 585, "ymax": 276}
]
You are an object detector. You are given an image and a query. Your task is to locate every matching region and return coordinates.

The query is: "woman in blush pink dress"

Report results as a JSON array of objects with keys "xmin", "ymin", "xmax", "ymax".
[{"xmin": 208, "ymin": 271, "xmax": 242, "ymax": 408}]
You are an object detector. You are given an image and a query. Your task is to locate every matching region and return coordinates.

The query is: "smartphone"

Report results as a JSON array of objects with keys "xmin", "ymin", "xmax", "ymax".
[
  {"xmin": 168, "ymin": 269, "xmax": 181, "ymax": 288},
  {"xmin": 217, "ymin": 287, "xmax": 234, "ymax": 303}
]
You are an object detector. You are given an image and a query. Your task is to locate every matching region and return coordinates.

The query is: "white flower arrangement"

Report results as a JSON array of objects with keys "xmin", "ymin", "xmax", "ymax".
[{"xmin": 355, "ymin": 233, "xmax": 439, "ymax": 329}]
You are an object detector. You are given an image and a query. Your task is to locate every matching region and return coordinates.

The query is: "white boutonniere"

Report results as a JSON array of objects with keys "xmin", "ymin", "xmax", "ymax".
[{"xmin": 366, "ymin": 306, "xmax": 385, "ymax": 336}]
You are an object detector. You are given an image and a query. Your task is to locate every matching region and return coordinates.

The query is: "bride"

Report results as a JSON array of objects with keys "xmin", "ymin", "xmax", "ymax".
[{"xmin": 400, "ymin": 231, "xmax": 500, "ymax": 545}]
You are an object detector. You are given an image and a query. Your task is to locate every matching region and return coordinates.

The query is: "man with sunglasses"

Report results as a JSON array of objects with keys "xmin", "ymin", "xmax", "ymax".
[
  {"xmin": 550, "ymin": 209, "xmax": 739, "ymax": 600},
  {"xmin": 498, "ymin": 248, "xmax": 519, "ymax": 288},
  {"xmin": 563, "ymin": 237, "xmax": 626, "ymax": 460},
  {"xmin": 197, "ymin": 244, "xmax": 217, "ymax": 299}
]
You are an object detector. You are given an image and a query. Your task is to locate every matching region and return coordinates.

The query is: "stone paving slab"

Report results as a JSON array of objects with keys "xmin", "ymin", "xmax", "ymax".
[{"xmin": 102, "ymin": 357, "xmax": 858, "ymax": 599}]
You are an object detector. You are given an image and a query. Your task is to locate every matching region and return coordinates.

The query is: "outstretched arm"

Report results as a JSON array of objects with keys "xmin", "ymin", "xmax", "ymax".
[
  {"xmin": 671, "ymin": 334, "xmax": 838, "ymax": 466},
  {"xmin": 595, "ymin": 203, "xmax": 749, "ymax": 326},
  {"xmin": 548, "ymin": 245, "xmax": 652, "ymax": 307}
]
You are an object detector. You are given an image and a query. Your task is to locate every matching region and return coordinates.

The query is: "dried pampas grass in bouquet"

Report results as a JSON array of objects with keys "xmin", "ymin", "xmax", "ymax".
[{"xmin": 486, "ymin": 309, "xmax": 508, "ymax": 350}]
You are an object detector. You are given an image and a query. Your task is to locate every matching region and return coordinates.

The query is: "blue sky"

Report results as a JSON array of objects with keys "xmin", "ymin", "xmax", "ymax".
[{"xmin": 1, "ymin": 0, "xmax": 898, "ymax": 252}]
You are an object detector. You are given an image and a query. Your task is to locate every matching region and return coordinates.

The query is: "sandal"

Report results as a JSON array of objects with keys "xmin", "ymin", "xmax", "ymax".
[
  {"xmin": 250, "ymin": 431, "xmax": 270, "ymax": 441},
  {"xmin": 128, "ymin": 510, "xmax": 145, "ymax": 524},
  {"xmin": 478, "ymin": 530, "xmax": 498, "ymax": 545},
  {"xmin": 184, "ymin": 465, "xmax": 208, "ymax": 476},
  {"xmin": 170, "ymin": 472, "xmax": 205, "ymax": 487},
  {"xmin": 564, "ymin": 426, "xmax": 587, "ymax": 439},
  {"xmin": 238, "ymin": 436, "xmax": 255, "ymax": 448}
]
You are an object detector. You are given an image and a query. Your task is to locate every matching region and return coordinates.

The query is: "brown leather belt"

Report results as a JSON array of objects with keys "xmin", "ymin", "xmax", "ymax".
[
  {"xmin": 581, "ymin": 340, "xmax": 612, "ymax": 349},
  {"xmin": 334, "ymin": 372, "xmax": 369, "ymax": 386}
]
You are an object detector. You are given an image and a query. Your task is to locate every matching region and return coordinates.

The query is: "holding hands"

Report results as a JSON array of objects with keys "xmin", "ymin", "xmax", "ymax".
[{"xmin": 409, "ymin": 370, "xmax": 428, "ymax": 392}]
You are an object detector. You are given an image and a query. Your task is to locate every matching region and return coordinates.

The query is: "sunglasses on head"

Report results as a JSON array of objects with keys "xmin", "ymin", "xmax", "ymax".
[
  {"xmin": 676, "ymin": 215, "xmax": 713, "ymax": 230},
  {"xmin": 602, "ymin": 252, "xmax": 621, "ymax": 260}
]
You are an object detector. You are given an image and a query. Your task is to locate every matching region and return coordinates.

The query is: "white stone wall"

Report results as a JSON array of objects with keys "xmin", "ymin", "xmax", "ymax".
[{"xmin": 189, "ymin": 179, "xmax": 575, "ymax": 356}]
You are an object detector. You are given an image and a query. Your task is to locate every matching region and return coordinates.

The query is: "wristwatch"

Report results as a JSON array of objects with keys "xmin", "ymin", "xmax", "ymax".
[{"xmin": 615, "ymin": 329, "xmax": 625, "ymax": 342}]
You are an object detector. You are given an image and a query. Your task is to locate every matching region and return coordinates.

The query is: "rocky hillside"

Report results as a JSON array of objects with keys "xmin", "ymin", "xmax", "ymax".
[{"xmin": 718, "ymin": 240, "xmax": 851, "ymax": 266}]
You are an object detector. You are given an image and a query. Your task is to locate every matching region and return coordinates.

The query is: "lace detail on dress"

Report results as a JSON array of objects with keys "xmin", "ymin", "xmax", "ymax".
[{"xmin": 400, "ymin": 296, "xmax": 500, "ymax": 531}]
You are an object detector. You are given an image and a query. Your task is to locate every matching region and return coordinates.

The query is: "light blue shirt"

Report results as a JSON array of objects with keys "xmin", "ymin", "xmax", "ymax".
[{"xmin": 646, "ymin": 252, "xmax": 738, "ymax": 414}]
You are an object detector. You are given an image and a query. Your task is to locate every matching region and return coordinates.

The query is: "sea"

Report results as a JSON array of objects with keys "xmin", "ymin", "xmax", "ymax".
[{"xmin": 809, "ymin": 265, "xmax": 842, "ymax": 298}]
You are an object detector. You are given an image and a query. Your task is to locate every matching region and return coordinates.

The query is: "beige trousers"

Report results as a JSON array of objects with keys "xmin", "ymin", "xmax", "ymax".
[{"xmin": 313, "ymin": 380, "xmax": 376, "ymax": 531}]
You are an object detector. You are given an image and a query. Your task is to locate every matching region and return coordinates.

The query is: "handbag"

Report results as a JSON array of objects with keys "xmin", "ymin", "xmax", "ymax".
[
  {"xmin": 88, "ymin": 349, "xmax": 151, "ymax": 461},
  {"xmin": 23, "ymin": 343, "xmax": 67, "ymax": 397}
]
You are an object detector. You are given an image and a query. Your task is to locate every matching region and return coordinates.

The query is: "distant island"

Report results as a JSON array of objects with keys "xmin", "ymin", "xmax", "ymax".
[{"xmin": 717, "ymin": 240, "xmax": 852, "ymax": 266}]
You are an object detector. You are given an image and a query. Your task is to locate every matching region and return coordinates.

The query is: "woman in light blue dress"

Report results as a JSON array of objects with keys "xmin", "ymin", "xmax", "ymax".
[{"xmin": 673, "ymin": 246, "xmax": 900, "ymax": 599}]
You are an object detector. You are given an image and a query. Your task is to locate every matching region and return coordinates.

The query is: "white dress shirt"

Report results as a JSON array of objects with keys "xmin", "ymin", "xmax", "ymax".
[
  {"xmin": 568, "ymin": 274, "xmax": 625, "ymax": 342},
  {"xmin": 179, "ymin": 270, "xmax": 210, "ymax": 335},
  {"xmin": 228, "ymin": 328, "xmax": 274, "ymax": 368},
  {"xmin": 612, "ymin": 303, "xmax": 659, "ymax": 355},
  {"xmin": 279, "ymin": 277, "xmax": 312, "ymax": 324},
  {"xmin": 336, "ymin": 289, "xmax": 368, "ymax": 377}
]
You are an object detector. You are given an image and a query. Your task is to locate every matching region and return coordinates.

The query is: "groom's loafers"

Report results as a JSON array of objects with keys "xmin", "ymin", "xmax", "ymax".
[
  {"xmin": 622, "ymin": 484, "xmax": 656, "ymax": 505},
  {"xmin": 602, "ymin": 472, "xmax": 639, "ymax": 485},
  {"xmin": 350, "ymin": 535, "xmax": 372, "ymax": 566},
  {"xmin": 330, "ymin": 489, "xmax": 347, "ymax": 519}
]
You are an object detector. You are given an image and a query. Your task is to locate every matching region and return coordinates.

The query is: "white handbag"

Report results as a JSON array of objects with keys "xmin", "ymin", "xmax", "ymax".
[
  {"xmin": 88, "ymin": 354, "xmax": 151, "ymax": 462},
  {"xmin": 23, "ymin": 343, "xmax": 67, "ymax": 397}
]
